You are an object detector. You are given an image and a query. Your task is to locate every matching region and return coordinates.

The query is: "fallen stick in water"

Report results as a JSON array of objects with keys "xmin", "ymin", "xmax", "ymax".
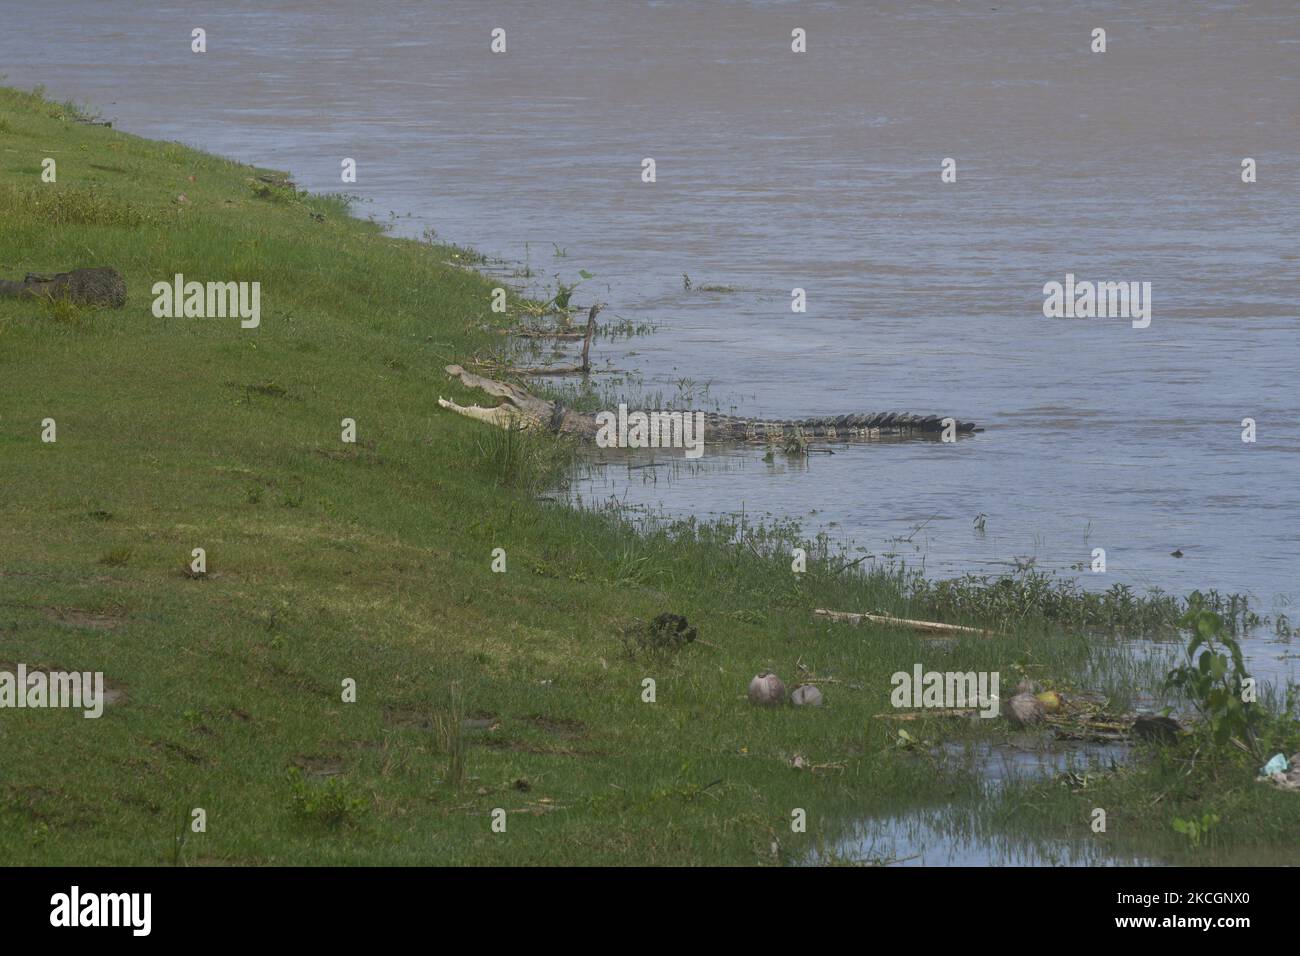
[
  {"xmin": 814, "ymin": 608, "xmax": 1001, "ymax": 637},
  {"xmin": 505, "ymin": 327, "xmax": 587, "ymax": 340},
  {"xmin": 518, "ymin": 304, "xmax": 602, "ymax": 376}
]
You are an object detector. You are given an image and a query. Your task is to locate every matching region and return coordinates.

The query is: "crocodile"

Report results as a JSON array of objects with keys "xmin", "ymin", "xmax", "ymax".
[
  {"xmin": 439, "ymin": 365, "xmax": 980, "ymax": 443},
  {"xmin": 0, "ymin": 267, "xmax": 127, "ymax": 308}
]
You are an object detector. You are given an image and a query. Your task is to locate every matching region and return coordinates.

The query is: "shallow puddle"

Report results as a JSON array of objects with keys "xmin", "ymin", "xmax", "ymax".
[
  {"xmin": 810, "ymin": 739, "xmax": 1144, "ymax": 866},
  {"xmin": 814, "ymin": 809, "xmax": 1154, "ymax": 867}
]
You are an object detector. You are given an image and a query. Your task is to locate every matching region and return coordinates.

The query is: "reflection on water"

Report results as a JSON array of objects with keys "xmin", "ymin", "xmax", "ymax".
[
  {"xmin": 813, "ymin": 741, "xmax": 1148, "ymax": 867},
  {"xmin": 820, "ymin": 809, "xmax": 1152, "ymax": 867}
]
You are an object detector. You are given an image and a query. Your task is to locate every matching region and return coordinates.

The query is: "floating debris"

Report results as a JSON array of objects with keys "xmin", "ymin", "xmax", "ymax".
[
  {"xmin": 1258, "ymin": 752, "xmax": 1300, "ymax": 792},
  {"xmin": 1003, "ymin": 693, "xmax": 1046, "ymax": 727},
  {"xmin": 1132, "ymin": 714, "xmax": 1181, "ymax": 744}
]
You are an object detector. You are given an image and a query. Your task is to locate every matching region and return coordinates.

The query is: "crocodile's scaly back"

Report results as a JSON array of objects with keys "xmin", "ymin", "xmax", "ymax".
[{"xmin": 702, "ymin": 412, "xmax": 980, "ymax": 442}]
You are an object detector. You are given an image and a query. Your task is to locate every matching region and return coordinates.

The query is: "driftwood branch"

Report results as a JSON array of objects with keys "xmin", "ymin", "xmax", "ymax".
[
  {"xmin": 518, "ymin": 304, "xmax": 602, "ymax": 376},
  {"xmin": 814, "ymin": 608, "xmax": 1001, "ymax": 638},
  {"xmin": 581, "ymin": 303, "xmax": 599, "ymax": 372}
]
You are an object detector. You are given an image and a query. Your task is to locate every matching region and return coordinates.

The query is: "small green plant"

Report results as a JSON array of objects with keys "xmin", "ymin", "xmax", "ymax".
[
  {"xmin": 894, "ymin": 728, "xmax": 926, "ymax": 751},
  {"xmin": 762, "ymin": 432, "xmax": 810, "ymax": 460},
  {"xmin": 432, "ymin": 686, "xmax": 467, "ymax": 789},
  {"xmin": 249, "ymin": 179, "xmax": 301, "ymax": 204},
  {"xmin": 550, "ymin": 270, "xmax": 594, "ymax": 312},
  {"xmin": 618, "ymin": 613, "xmax": 697, "ymax": 659},
  {"xmin": 1164, "ymin": 591, "xmax": 1261, "ymax": 754},
  {"xmin": 40, "ymin": 295, "xmax": 91, "ymax": 323},
  {"xmin": 473, "ymin": 422, "xmax": 571, "ymax": 494},
  {"xmin": 1172, "ymin": 811, "xmax": 1220, "ymax": 848},
  {"xmin": 3, "ymin": 183, "xmax": 158, "ymax": 227},
  {"xmin": 98, "ymin": 546, "xmax": 133, "ymax": 566},
  {"xmin": 781, "ymin": 432, "xmax": 809, "ymax": 456},
  {"xmin": 286, "ymin": 768, "xmax": 369, "ymax": 827}
]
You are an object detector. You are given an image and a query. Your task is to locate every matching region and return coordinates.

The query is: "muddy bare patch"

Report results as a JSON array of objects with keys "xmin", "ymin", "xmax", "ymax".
[
  {"xmin": 0, "ymin": 659, "xmax": 127, "ymax": 707},
  {"xmin": 45, "ymin": 606, "xmax": 125, "ymax": 630},
  {"xmin": 473, "ymin": 736, "xmax": 604, "ymax": 757},
  {"xmin": 384, "ymin": 705, "xmax": 500, "ymax": 732},
  {"xmin": 259, "ymin": 659, "xmax": 335, "ymax": 697},
  {"xmin": 313, "ymin": 439, "xmax": 383, "ymax": 466},
  {"xmin": 101, "ymin": 680, "xmax": 128, "ymax": 707},
  {"xmin": 461, "ymin": 712, "xmax": 501, "ymax": 732},
  {"xmin": 290, "ymin": 754, "xmax": 346, "ymax": 778},
  {"xmin": 521, "ymin": 714, "xmax": 587, "ymax": 738},
  {"xmin": 150, "ymin": 739, "xmax": 208, "ymax": 765},
  {"xmin": 228, "ymin": 380, "xmax": 292, "ymax": 400},
  {"xmin": 383, "ymin": 705, "xmax": 432, "ymax": 730},
  {"xmin": 115, "ymin": 792, "xmax": 163, "ymax": 816},
  {"xmin": 2, "ymin": 783, "xmax": 99, "ymax": 828}
]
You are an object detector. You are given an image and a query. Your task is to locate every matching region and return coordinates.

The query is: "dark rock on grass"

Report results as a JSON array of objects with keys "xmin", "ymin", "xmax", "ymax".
[{"xmin": 0, "ymin": 266, "xmax": 127, "ymax": 308}]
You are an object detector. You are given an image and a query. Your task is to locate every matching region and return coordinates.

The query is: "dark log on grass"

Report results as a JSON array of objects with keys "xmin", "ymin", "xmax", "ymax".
[{"xmin": 0, "ymin": 267, "xmax": 126, "ymax": 308}]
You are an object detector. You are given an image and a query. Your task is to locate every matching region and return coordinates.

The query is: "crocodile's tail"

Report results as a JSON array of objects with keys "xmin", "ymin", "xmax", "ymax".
[{"xmin": 703, "ymin": 412, "xmax": 980, "ymax": 441}]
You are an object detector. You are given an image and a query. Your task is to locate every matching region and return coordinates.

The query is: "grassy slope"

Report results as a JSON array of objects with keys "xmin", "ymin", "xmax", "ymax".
[{"xmin": 1, "ymin": 87, "xmax": 1295, "ymax": 865}]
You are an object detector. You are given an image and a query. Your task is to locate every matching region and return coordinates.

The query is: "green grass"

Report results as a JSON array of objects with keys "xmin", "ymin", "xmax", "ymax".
[{"xmin": 1, "ymin": 84, "xmax": 1296, "ymax": 865}]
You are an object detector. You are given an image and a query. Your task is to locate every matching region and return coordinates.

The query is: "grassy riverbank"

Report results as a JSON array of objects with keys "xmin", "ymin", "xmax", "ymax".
[{"xmin": 1, "ymin": 86, "xmax": 1296, "ymax": 865}]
